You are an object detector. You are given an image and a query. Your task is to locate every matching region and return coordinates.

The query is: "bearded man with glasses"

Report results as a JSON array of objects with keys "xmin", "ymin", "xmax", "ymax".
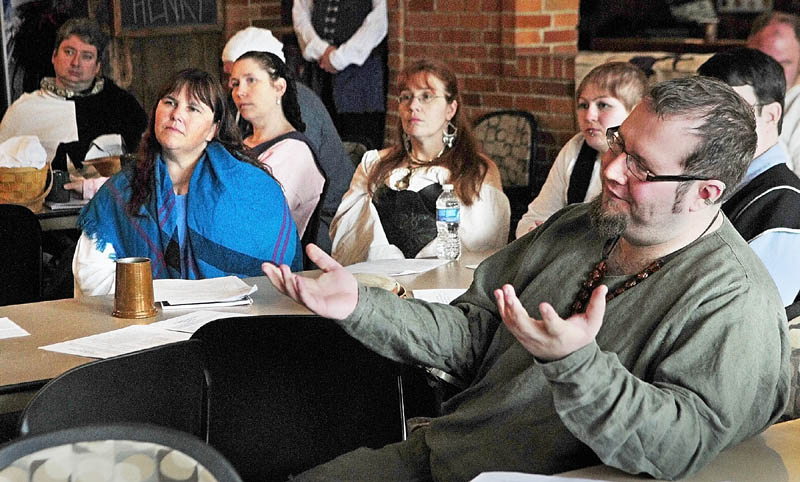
[{"xmin": 264, "ymin": 76, "xmax": 789, "ymax": 482}]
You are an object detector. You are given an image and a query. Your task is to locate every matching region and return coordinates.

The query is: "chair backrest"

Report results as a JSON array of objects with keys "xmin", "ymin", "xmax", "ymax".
[
  {"xmin": 191, "ymin": 315, "xmax": 407, "ymax": 481},
  {"xmin": 0, "ymin": 204, "xmax": 42, "ymax": 305},
  {"xmin": 472, "ymin": 110, "xmax": 538, "ymax": 191},
  {"xmin": 343, "ymin": 140, "xmax": 368, "ymax": 167},
  {"xmin": 0, "ymin": 423, "xmax": 243, "ymax": 481},
  {"xmin": 18, "ymin": 340, "xmax": 206, "ymax": 438},
  {"xmin": 472, "ymin": 110, "xmax": 538, "ymax": 238}
]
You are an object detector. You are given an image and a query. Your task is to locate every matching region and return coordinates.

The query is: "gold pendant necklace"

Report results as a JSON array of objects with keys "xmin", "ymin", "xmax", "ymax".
[{"xmin": 395, "ymin": 147, "xmax": 445, "ymax": 190}]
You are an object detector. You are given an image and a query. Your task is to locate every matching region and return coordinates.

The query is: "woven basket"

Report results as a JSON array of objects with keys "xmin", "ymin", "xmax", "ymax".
[{"xmin": 0, "ymin": 163, "xmax": 52, "ymax": 213}]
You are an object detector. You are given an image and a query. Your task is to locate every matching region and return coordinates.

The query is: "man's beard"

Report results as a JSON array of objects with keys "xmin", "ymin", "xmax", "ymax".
[{"xmin": 588, "ymin": 196, "xmax": 628, "ymax": 239}]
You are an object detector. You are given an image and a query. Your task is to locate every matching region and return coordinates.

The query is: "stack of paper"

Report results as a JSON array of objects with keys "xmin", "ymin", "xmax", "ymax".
[
  {"xmin": 45, "ymin": 197, "xmax": 90, "ymax": 210},
  {"xmin": 154, "ymin": 276, "xmax": 258, "ymax": 310}
]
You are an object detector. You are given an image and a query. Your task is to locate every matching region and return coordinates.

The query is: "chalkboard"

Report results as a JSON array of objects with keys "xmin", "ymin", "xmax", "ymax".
[{"xmin": 112, "ymin": 0, "xmax": 222, "ymax": 37}]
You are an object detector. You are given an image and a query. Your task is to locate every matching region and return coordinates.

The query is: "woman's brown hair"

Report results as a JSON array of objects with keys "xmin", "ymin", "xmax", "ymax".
[{"xmin": 366, "ymin": 60, "xmax": 489, "ymax": 205}]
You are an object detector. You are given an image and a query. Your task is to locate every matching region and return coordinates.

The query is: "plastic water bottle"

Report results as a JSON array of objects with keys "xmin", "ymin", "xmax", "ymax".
[{"xmin": 436, "ymin": 184, "xmax": 461, "ymax": 260}]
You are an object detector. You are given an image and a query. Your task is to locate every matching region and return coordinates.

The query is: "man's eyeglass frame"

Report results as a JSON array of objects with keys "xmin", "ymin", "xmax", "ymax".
[{"xmin": 606, "ymin": 126, "xmax": 712, "ymax": 183}]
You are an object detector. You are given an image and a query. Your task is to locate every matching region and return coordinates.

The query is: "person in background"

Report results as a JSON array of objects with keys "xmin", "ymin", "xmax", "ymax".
[
  {"xmin": 263, "ymin": 76, "xmax": 789, "ymax": 481},
  {"xmin": 221, "ymin": 27, "xmax": 355, "ymax": 253},
  {"xmin": 73, "ymin": 69, "xmax": 301, "ymax": 296},
  {"xmin": 230, "ymin": 51, "xmax": 325, "ymax": 243},
  {"xmin": 698, "ymin": 47, "xmax": 800, "ymax": 307},
  {"xmin": 0, "ymin": 17, "xmax": 147, "ymax": 199},
  {"xmin": 515, "ymin": 62, "xmax": 647, "ymax": 237},
  {"xmin": 748, "ymin": 11, "xmax": 800, "ymax": 177},
  {"xmin": 292, "ymin": 0, "xmax": 387, "ymax": 149},
  {"xmin": 329, "ymin": 60, "xmax": 510, "ymax": 266}
]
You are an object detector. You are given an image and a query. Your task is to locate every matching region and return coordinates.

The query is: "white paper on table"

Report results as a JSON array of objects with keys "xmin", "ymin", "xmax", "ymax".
[
  {"xmin": 412, "ymin": 289, "xmax": 467, "ymax": 304},
  {"xmin": 0, "ymin": 317, "xmax": 30, "ymax": 339},
  {"xmin": 153, "ymin": 276, "xmax": 257, "ymax": 304},
  {"xmin": 151, "ymin": 310, "xmax": 246, "ymax": 334},
  {"xmin": 470, "ymin": 472, "xmax": 605, "ymax": 482},
  {"xmin": 345, "ymin": 259, "xmax": 450, "ymax": 277},
  {"xmin": 39, "ymin": 325, "xmax": 190, "ymax": 359}
]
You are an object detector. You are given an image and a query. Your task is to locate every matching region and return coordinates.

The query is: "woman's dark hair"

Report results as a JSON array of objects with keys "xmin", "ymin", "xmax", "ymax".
[
  {"xmin": 366, "ymin": 60, "xmax": 489, "ymax": 205},
  {"xmin": 234, "ymin": 50, "xmax": 305, "ymax": 136},
  {"xmin": 126, "ymin": 68, "xmax": 259, "ymax": 216}
]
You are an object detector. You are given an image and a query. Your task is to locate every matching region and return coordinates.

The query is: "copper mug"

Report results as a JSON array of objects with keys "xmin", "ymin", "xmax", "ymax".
[{"xmin": 113, "ymin": 257, "xmax": 158, "ymax": 318}]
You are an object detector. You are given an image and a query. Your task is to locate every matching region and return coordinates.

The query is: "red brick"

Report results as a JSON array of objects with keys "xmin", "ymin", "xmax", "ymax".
[
  {"xmin": 530, "ymin": 80, "xmax": 572, "ymax": 96},
  {"xmin": 406, "ymin": 13, "xmax": 433, "ymax": 27},
  {"xmin": 482, "ymin": 0, "xmax": 501, "ymax": 10},
  {"xmin": 409, "ymin": 0, "xmax": 435, "ymax": 10},
  {"xmin": 543, "ymin": 29, "xmax": 577, "ymax": 43},
  {"xmin": 407, "ymin": 29, "xmax": 441, "ymax": 42},
  {"xmin": 544, "ymin": 0, "xmax": 578, "ymax": 10},
  {"xmin": 514, "ymin": 30, "xmax": 541, "ymax": 45},
  {"xmin": 515, "ymin": 0, "xmax": 543, "ymax": 12},
  {"xmin": 458, "ymin": 45, "xmax": 488, "ymax": 58},
  {"xmin": 465, "ymin": 77, "xmax": 497, "ymax": 91},
  {"xmin": 553, "ymin": 13, "xmax": 578, "ymax": 28},
  {"xmin": 514, "ymin": 96, "xmax": 547, "ymax": 111},
  {"xmin": 226, "ymin": 0, "xmax": 248, "ymax": 5},
  {"xmin": 438, "ymin": 0, "xmax": 467, "ymax": 11},
  {"xmin": 449, "ymin": 60, "xmax": 480, "ymax": 75},
  {"xmin": 483, "ymin": 30, "xmax": 501, "ymax": 43},
  {"xmin": 442, "ymin": 30, "xmax": 476, "ymax": 43},
  {"xmin": 546, "ymin": 97, "xmax": 574, "ymax": 115},
  {"xmin": 480, "ymin": 62, "xmax": 503, "ymax": 76},
  {"xmin": 460, "ymin": 13, "xmax": 490, "ymax": 29},
  {"xmin": 481, "ymin": 93, "xmax": 516, "ymax": 109},
  {"xmin": 553, "ymin": 44, "xmax": 578, "ymax": 54},
  {"xmin": 462, "ymin": 93, "xmax": 482, "ymax": 106},
  {"xmin": 516, "ymin": 14, "xmax": 551, "ymax": 28},
  {"xmin": 500, "ymin": 78, "xmax": 532, "ymax": 94}
]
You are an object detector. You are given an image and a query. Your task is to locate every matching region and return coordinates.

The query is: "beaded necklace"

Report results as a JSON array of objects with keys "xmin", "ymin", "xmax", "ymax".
[{"xmin": 570, "ymin": 209, "xmax": 721, "ymax": 315}]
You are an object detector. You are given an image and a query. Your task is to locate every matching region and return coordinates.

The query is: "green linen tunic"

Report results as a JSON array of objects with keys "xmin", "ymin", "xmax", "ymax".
[{"xmin": 337, "ymin": 203, "xmax": 790, "ymax": 481}]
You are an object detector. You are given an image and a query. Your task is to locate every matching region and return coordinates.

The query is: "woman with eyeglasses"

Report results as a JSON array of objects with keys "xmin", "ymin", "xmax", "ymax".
[
  {"xmin": 73, "ymin": 68, "xmax": 302, "ymax": 296},
  {"xmin": 329, "ymin": 60, "xmax": 510, "ymax": 265},
  {"xmin": 230, "ymin": 50, "xmax": 326, "ymax": 244},
  {"xmin": 515, "ymin": 61, "xmax": 647, "ymax": 238}
]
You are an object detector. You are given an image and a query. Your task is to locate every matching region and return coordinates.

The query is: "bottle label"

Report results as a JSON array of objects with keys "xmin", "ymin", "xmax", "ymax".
[{"xmin": 437, "ymin": 208, "xmax": 460, "ymax": 223}]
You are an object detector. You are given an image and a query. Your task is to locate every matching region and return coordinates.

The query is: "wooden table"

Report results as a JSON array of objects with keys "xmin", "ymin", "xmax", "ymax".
[
  {"xmin": 35, "ymin": 205, "xmax": 81, "ymax": 232},
  {"xmin": 0, "ymin": 252, "xmax": 485, "ymax": 394},
  {"xmin": 557, "ymin": 418, "xmax": 800, "ymax": 481}
]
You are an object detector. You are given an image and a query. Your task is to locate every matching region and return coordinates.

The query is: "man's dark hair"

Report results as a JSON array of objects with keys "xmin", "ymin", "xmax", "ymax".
[
  {"xmin": 647, "ymin": 76, "xmax": 757, "ymax": 202},
  {"xmin": 697, "ymin": 47, "xmax": 786, "ymax": 134},
  {"xmin": 53, "ymin": 18, "xmax": 107, "ymax": 64}
]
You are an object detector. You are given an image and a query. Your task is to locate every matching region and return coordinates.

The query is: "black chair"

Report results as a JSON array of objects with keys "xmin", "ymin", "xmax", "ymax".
[
  {"xmin": 18, "ymin": 340, "xmax": 206, "ymax": 438},
  {"xmin": 472, "ymin": 110, "xmax": 538, "ymax": 237},
  {"xmin": 0, "ymin": 423, "xmax": 243, "ymax": 481},
  {"xmin": 0, "ymin": 204, "xmax": 42, "ymax": 305},
  {"xmin": 191, "ymin": 315, "xmax": 410, "ymax": 482}
]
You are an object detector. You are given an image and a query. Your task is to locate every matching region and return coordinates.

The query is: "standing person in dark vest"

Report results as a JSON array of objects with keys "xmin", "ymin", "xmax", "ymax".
[
  {"xmin": 292, "ymin": 0, "xmax": 388, "ymax": 150},
  {"xmin": 515, "ymin": 62, "xmax": 646, "ymax": 237}
]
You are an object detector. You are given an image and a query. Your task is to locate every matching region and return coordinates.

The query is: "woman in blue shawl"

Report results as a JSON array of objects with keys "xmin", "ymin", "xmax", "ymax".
[{"xmin": 73, "ymin": 68, "xmax": 302, "ymax": 296}]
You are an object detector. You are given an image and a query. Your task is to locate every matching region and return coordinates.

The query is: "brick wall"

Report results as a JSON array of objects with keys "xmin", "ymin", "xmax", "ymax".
[{"xmin": 224, "ymin": 0, "xmax": 579, "ymax": 193}]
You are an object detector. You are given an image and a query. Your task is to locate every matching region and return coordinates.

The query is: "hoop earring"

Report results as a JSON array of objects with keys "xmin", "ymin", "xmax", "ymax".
[
  {"xmin": 402, "ymin": 131, "xmax": 412, "ymax": 155},
  {"xmin": 442, "ymin": 121, "xmax": 457, "ymax": 149}
]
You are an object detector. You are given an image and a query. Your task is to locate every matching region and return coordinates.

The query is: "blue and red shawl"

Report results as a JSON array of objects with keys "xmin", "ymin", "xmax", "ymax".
[{"xmin": 78, "ymin": 141, "xmax": 302, "ymax": 279}]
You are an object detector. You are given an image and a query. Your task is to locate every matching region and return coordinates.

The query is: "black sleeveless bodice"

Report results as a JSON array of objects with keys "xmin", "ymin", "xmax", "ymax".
[{"xmin": 372, "ymin": 183, "xmax": 443, "ymax": 258}]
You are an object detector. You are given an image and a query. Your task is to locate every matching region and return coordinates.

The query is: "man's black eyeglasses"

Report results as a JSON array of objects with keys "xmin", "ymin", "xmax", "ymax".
[{"xmin": 606, "ymin": 126, "xmax": 712, "ymax": 183}]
